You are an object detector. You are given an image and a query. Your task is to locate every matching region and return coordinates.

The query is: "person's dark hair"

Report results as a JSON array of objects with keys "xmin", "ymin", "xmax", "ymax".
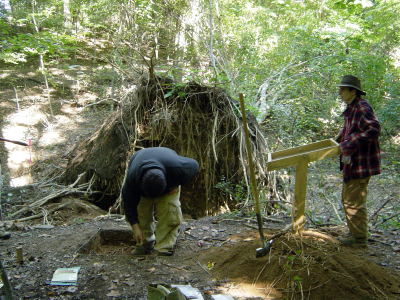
[
  {"xmin": 140, "ymin": 169, "xmax": 166, "ymax": 198},
  {"xmin": 348, "ymin": 87, "xmax": 363, "ymax": 97}
]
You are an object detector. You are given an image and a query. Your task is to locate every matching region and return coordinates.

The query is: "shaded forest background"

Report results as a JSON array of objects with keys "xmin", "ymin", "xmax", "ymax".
[{"xmin": 1, "ymin": 0, "xmax": 400, "ymax": 226}]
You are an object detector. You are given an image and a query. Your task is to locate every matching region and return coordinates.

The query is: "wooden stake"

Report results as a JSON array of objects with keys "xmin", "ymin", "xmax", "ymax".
[{"xmin": 16, "ymin": 247, "xmax": 23, "ymax": 264}]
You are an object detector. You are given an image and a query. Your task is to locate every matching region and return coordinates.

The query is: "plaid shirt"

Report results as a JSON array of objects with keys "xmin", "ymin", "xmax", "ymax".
[{"xmin": 338, "ymin": 97, "xmax": 381, "ymax": 182}]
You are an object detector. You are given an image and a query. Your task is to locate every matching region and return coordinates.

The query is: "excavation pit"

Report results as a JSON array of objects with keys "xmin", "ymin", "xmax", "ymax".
[{"xmin": 77, "ymin": 228, "xmax": 135, "ymax": 255}]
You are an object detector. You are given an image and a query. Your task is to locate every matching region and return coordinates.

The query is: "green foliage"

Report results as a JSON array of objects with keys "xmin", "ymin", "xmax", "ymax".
[
  {"xmin": 6, "ymin": 32, "xmax": 74, "ymax": 56},
  {"xmin": 1, "ymin": 0, "xmax": 400, "ymax": 145},
  {"xmin": 375, "ymin": 195, "xmax": 400, "ymax": 229},
  {"xmin": 72, "ymin": 218, "xmax": 86, "ymax": 225},
  {"xmin": 376, "ymin": 215, "xmax": 400, "ymax": 230},
  {"xmin": 0, "ymin": 4, "xmax": 77, "ymax": 65},
  {"xmin": 333, "ymin": 0, "xmax": 364, "ymax": 14},
  {"xmin": 283, "ymin": 249, "xmax": 304, "ymax": 296},
  {"xmin": 215, "ymin": 175, "xmax": 247, "ymax": 205},
  {"xmin": 163, "ymin": 82, "xmax": 187, "ymax": 99}
]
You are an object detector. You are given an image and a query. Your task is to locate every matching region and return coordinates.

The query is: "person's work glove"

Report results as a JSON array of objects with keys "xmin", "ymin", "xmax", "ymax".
[{"xmin": 341, "ymin": 155, "xmax": 351, "ymax": 165}]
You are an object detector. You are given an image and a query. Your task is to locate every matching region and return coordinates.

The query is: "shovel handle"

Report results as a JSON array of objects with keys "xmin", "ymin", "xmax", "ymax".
[
  {"xmin": 238, "ymin": 93, "xmax": 267, "ymax": 247},
  {"xmin": 0, "ymin": 137, "xmax": 29, "ymax": 147}
]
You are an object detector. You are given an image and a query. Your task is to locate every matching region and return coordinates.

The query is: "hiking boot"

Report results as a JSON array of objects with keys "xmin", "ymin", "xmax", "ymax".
[
  {"xmin": 338, "ymin": 236, "xmax": 367, "ymax": 246},
  {"xmin": 132, "ymin": 244, "xmax": 155, "ymax": 256}
]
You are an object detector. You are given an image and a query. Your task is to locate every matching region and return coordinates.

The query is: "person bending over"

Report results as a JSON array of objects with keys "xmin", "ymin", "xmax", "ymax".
[{"xmin": 122, "ymin": 147, "xmax": 199, "ymax": 256}]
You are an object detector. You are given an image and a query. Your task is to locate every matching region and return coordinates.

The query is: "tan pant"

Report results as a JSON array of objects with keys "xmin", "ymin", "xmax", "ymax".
[
  {"xmin": 342, "ymin": 177, "xmax": 370, "ymax": 240},
  {"xmin": 137, "ymin": 186, "xmax": 182, "ymax": 252}
]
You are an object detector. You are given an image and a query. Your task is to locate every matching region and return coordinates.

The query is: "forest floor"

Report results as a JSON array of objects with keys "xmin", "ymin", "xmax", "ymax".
[{"xmin": 0, "ymin": 60, "xmax": 400, "ymax": 299}]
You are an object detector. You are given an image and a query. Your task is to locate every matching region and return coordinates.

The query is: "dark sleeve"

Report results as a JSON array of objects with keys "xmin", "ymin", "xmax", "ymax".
[
  {"xmin": 121, "ymin": 167, "xmax": 141, "ymax": 226},
  {"xmin": 178, "ymin": 157, "xmax": 199, "ymax": 186}
]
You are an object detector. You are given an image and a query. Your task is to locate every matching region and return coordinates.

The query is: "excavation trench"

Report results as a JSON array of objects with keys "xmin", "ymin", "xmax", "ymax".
[{"xmin": 77, "ymin": 228, "xmax": 135, "ymax": 255}]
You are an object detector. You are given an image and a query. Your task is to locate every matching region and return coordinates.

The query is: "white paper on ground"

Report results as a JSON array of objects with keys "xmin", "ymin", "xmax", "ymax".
[
  {"xmin": 50, "ymin": 267, "xmax": 81, "ymax": 286},
  {"xmin": 171, "ymin": 284, "xmax": 204, "ymax": 299},
  {"xmin": 211, "ymin": 295, "xmax": 235, "ymax": 300}
]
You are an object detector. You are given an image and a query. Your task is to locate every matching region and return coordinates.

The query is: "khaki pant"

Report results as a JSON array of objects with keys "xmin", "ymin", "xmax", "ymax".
[
  {"xmin": 137, "ymin": 186, "xmax": 182, "ymax": 252},
  {"xmin": 342, "ymin": 177, "xmax": 370, "ymax": 240}
]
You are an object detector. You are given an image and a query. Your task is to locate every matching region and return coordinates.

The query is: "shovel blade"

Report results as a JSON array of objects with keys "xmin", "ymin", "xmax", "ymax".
[{"xmin": 255, "ymin": 240, "xmax": 273, "ymax": 258}]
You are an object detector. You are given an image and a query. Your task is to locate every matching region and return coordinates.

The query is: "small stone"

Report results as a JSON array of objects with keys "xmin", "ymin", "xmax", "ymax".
[
  {"xmin": 67, "ymin": 286, "xmax": 78, "ymax": 293},
  {"xmin": 106, "ymin": 290, "xmax": 120, "ymax": 297},
  {"xmin": 392, "ymin": 246, "xmax": 400, "ymax": 253},
  {"xmin": 33, "ymin": 225, "xmax": 55, "ymax": 229}
]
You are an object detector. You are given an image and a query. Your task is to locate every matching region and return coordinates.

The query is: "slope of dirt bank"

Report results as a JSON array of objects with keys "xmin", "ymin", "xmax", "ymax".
[{"xmin": 1, "ymin": 215, "xmax": 400, "ymax": 299}]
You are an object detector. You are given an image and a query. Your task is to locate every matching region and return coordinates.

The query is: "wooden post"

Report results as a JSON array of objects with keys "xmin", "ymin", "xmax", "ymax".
[
  {"xmin": 16, "ymin": 248, "xmax": 23, "ymax": 264},
  {"xmin": 292, "ymin": 156, "xmax": 309, "ymax": 233}
]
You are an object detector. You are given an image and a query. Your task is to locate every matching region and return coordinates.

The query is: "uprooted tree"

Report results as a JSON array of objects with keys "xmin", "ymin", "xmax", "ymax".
[{"xmin": 61, "ymin": 76, "xmax": 271, "ymax": 218}]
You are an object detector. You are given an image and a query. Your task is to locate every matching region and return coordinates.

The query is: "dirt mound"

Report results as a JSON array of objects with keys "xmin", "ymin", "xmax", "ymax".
[
  {"xmin": 1, "ymin": 214, "xmax": 400, "ymax": 299},
  {"xmin": 191, "ymin": 224, "xmax": 400, "ymax": 299}
]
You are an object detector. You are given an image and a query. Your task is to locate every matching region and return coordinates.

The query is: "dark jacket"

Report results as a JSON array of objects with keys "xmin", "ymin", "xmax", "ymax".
[{"xmin": 122, "ymin": 147, "xmax": 199, "ymax": 225}]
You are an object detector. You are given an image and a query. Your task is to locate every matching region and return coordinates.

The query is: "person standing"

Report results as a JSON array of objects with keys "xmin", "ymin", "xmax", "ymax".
[
  {"xmin": 121, "ymin": 147, "xmax": 199, "ymax": 256},
  {"xmin": 335, "ymin": 75, "xmax": 381, "ymax": 245}
]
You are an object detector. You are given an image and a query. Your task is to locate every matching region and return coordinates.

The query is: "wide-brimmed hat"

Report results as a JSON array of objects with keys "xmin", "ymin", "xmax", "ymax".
[{"xmin": 336, "ymin": 75, "xmax": 366, "ymax": 95}]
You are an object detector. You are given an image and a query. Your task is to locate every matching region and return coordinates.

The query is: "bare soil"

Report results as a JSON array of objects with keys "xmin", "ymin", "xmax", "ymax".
[
  {"xmin": 1, "ymin": 61, "xmax": 400, "ymax": 299},
  {"xmin": 1, "ymin": 215, "xmax": 400, "ymax": 299}
]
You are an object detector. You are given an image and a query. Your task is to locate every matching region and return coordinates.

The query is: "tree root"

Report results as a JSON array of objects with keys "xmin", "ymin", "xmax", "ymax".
[{"xmin": 9, "ymin": 172, "xmax": 101, "ymax": 220}]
